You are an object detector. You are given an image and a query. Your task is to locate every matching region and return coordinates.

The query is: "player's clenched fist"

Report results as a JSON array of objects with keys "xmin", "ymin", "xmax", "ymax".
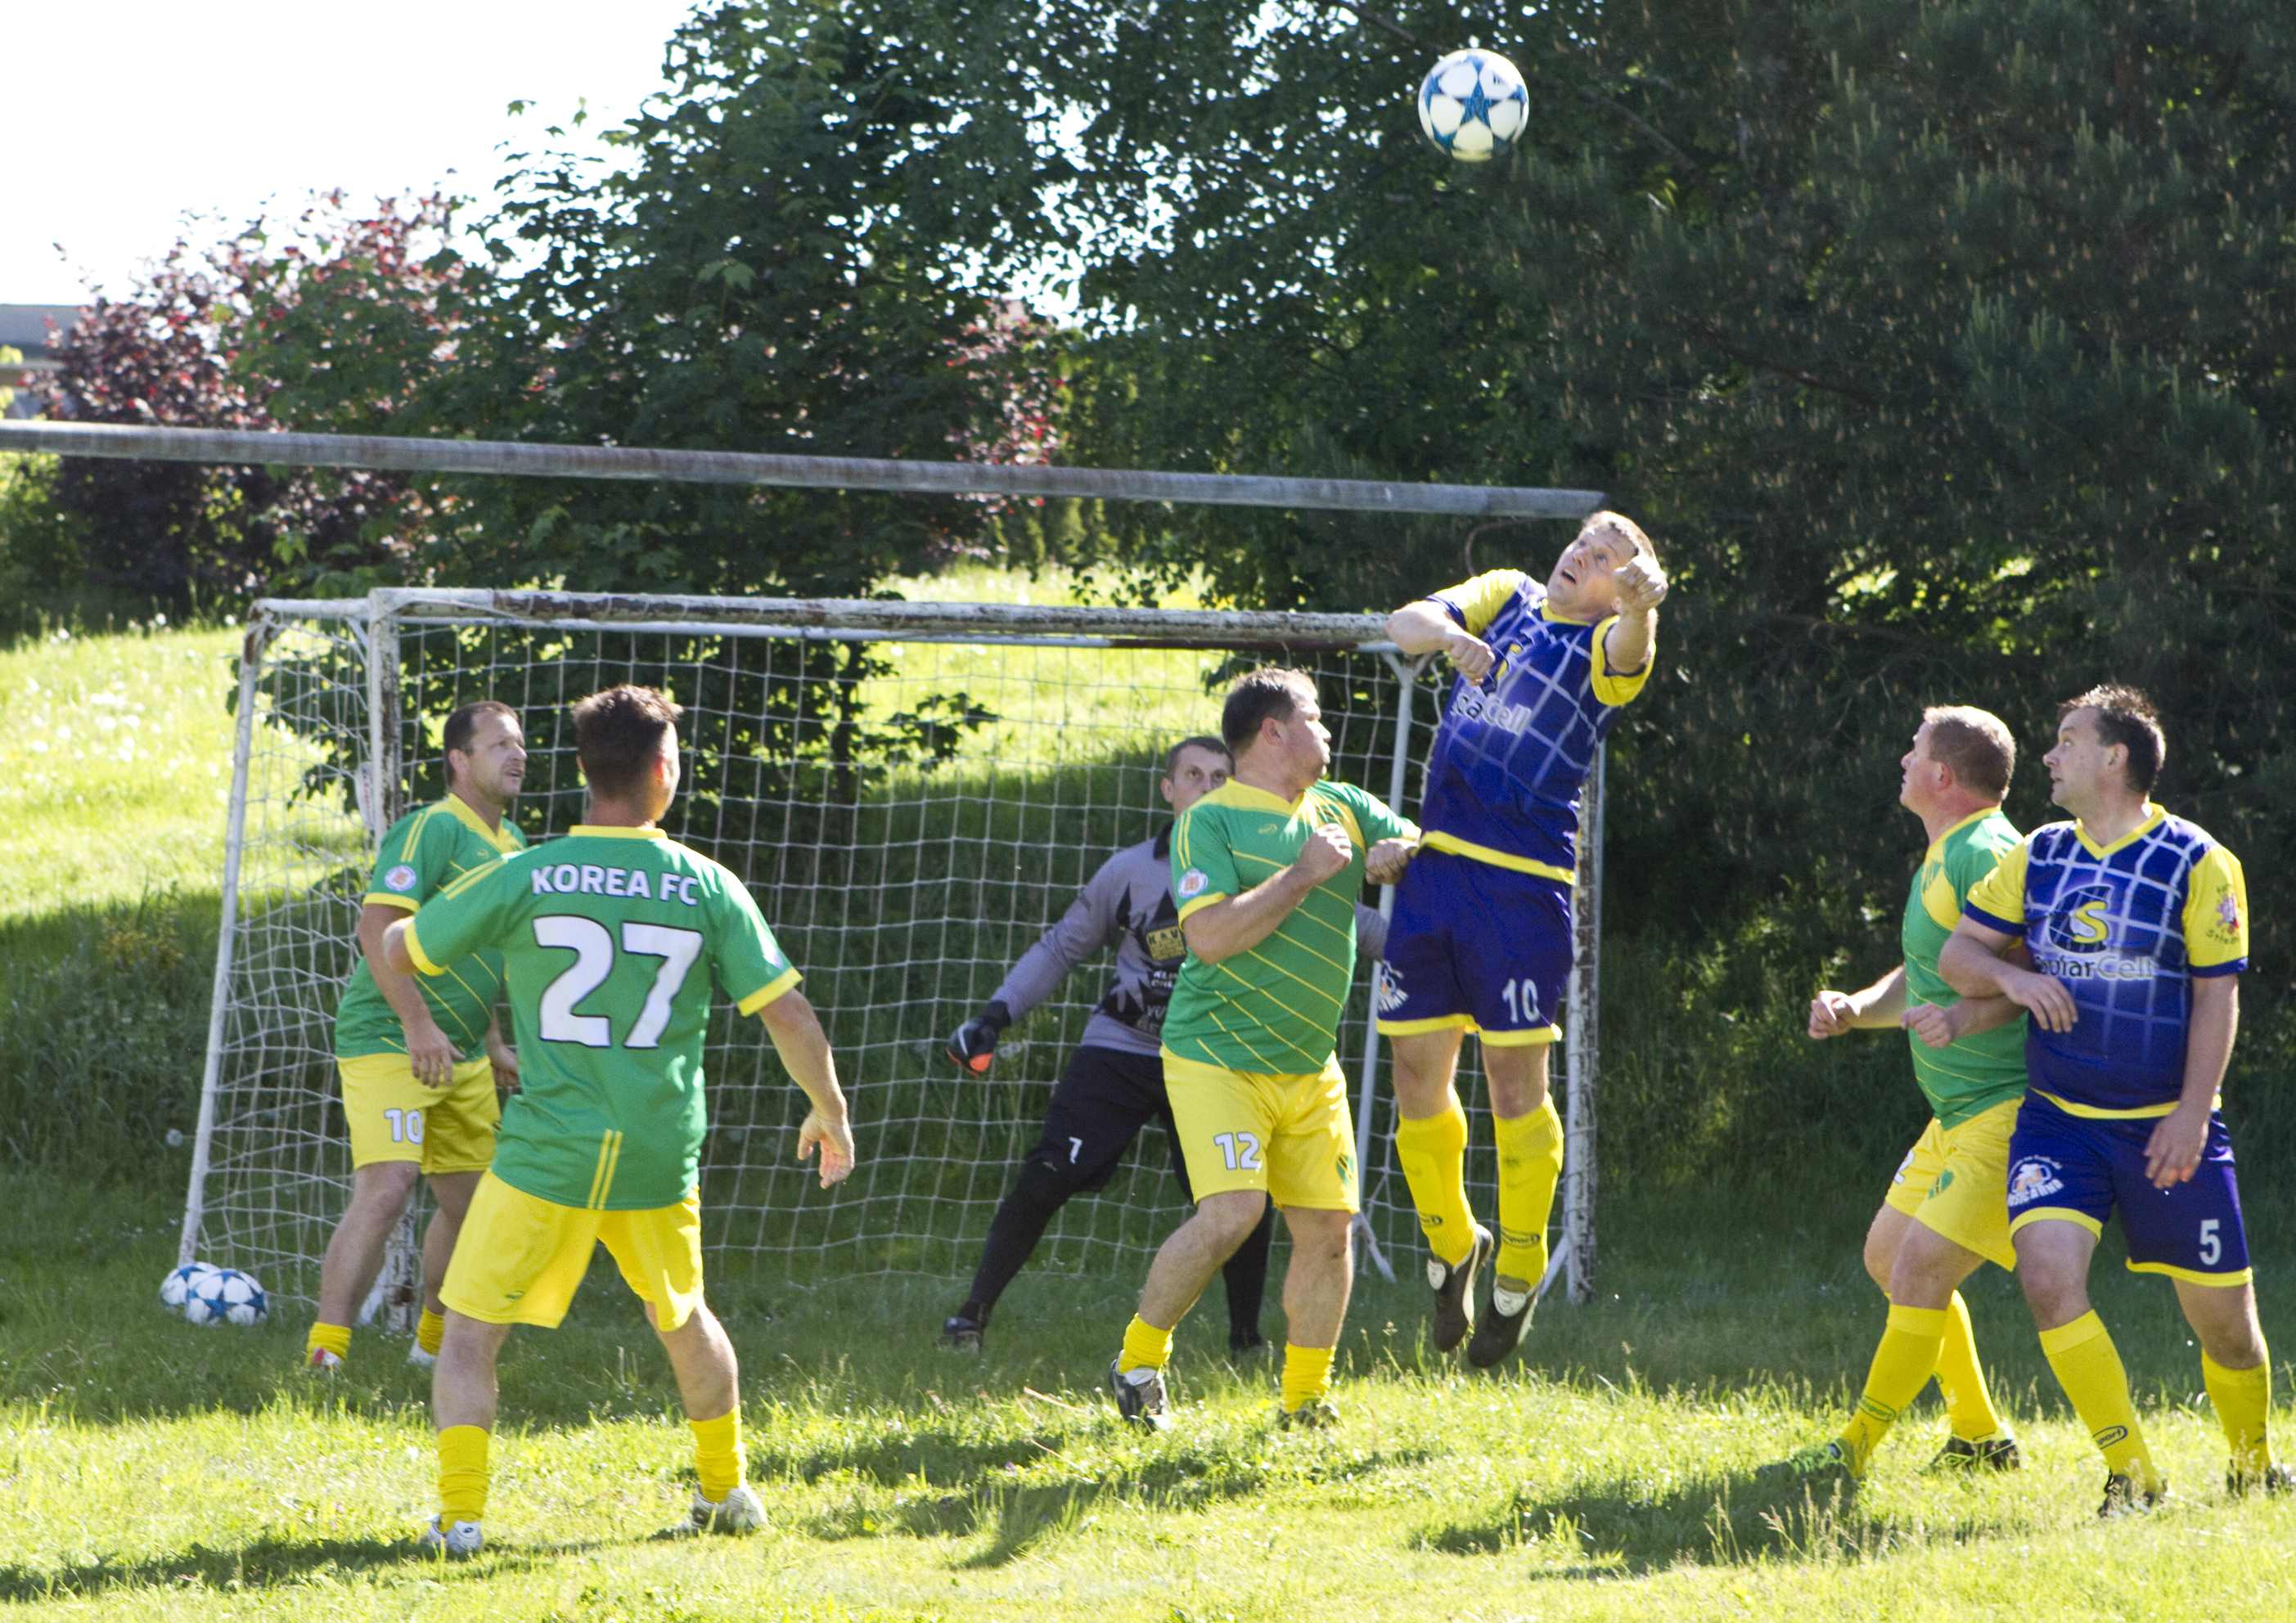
[
  {"xmin": 1364, "ymin": 837, "xmax": 1417, "ymax": 886},
  {"xmin": 1613, "ymin": 554, "xmax": 1668, "ymax": 615},
  {"xmin": 1808, "ymin": 990, "xmax": 1857, "ymax": 1039},
  {"xmin": 1442, "ymin": 627, "xmax": 1497, "ymax": 682},
  {"xmin": 798, "ymin": 1108, "xmax": 856, "ymax": 1188},
  {"xmin": 1293, "ymin": 823, "xmax": 1354, "ymax": 884}
]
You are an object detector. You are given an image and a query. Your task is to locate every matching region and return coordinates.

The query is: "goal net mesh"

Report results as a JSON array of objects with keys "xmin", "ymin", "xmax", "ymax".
[{"xmin": 187, "ymin": 591, "xmax": 1591, "ymax": 1308}]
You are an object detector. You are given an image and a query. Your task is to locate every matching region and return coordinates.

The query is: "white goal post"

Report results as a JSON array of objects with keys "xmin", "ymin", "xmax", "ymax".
[{"xmin": 182, "ymin": 588, "xmax": 1606, "ymax": 1317}]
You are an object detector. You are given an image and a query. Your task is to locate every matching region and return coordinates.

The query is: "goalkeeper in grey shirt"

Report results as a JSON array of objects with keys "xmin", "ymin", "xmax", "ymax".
[{"xmin": 941, "ymin": 735, "xmax": 1389, "ymax": 1353}]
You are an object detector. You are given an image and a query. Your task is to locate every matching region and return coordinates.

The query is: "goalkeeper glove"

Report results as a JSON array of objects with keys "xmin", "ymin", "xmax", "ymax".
[{"xmin": 946, "ymin": 1002, "xmax": 1012, "ymax": 1074}]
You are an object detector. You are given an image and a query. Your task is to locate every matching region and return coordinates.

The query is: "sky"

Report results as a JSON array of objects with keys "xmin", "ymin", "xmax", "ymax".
[{"xmin": 6, "ymin": 1, "xmax": 705, "ymax": 306}]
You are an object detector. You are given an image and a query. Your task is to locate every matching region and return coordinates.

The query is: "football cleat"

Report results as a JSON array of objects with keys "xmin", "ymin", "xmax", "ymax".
[
  {"xmin": 2227, "ymin": 1463, "xmax": 2296, "ymax": 1497},
  {"xmin": 1277, "ymin": 1398, "xmax": 1340, "ymax": 1431},
  {"xmin": 1107, "ymin": 1358, "xmax": 1173, "ymax": 1432},
  {"xmin": 1929, "ymin": 1434, "xmax": 2023, "ymax": 1472},
  {"xmin": 670, "ymin": 1482, "xmax": 767, "ymax": 1535},
  {"xmin": 420, "ymin": 1516, "xmax": 483, "ymax": 1558},
  {"xmin": 1777, "ymin": 1439, "xmax": 1856, "ymax": 1481},
  {"xmin": 1227, "ymin": 1328, "xmax": 1271, "ymax": 1358},
  {"xmin": 1466, "ymin": 1275, "xmax": 1533, "ymax": 1369},
  {"xmin": 306, "ymin": 1347, "xmax": 344, "ymax": 1374},
  {"xmin": 2098, "ymin": 1472, "xmax": 2167, "ymax": 1518},
  {"xmin": 1428, "ymin": 1226, "xmax": 1494, "ymax": 1354},
  {"xmin": 407, "ymin": 1344, "xmax": 439, "ymax": 1369},
  {"xmin": 939, "ymin": 1314, "xmax": 985, "ymax": 1353}
]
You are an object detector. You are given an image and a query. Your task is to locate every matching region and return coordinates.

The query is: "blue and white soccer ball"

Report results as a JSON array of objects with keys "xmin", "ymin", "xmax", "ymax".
[
  {"xmin": 181, "ymin": 1266, "xmax": 268, "ymax": 1327},
  {"xmin": 1417, "ymin": 48, "xmax": 1530, "ymax": 164},
  {"xmin": 159, "ymin": 1261, "xmax": 220, "ymax": 1311}
]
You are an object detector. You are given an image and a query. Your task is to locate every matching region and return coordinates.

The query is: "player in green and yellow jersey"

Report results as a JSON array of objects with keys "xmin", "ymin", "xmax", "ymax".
[
  {"xmin": 380, "ymin": 686, "xmax": 854, "ymax": 1556},
  {"xmin": 1109, "ymin": 668, "xmax": 1419, "ymax": 1431},
  {"xmin": 308, "ymin": 700, "xmax": 528, "ymax": 1374},
  {"xmin": 1789, "ymin": 706, "xmax": 2031, "ymax": 1478}
]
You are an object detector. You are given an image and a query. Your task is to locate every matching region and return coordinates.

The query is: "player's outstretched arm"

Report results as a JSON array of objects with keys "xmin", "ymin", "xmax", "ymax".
[
  {"xmin": 1809, "ymin": 965, "xmax": 1906, "ymax": 1038},
  {"xmin": 758, "ymin": 988, "xmax": 855, "ymax": 1187},
  {"xmin": 1386, "ymin": 600, "xmax": 1494, "ymax": 681},
  {"xmin": 1602, "ymin": 556, "xmax": 1668, "ymax": 676},
  {"xmin": 1182, "ymin": 825, "xmax": 1351, "ymax": 965},
  {"xmin": 1938, "ymin": 919, "xmax": 2075, "ymax": 1032},
  {"xmin": 949, "ymin": 850, "xmax": 1127, "ymax": 1073}
]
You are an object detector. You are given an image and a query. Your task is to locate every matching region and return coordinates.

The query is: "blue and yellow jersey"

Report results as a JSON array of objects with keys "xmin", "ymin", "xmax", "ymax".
[
  {"xmin": 1413, "ymin": 569, "xmax": 1651, "ymax": 882},
  {"xmin": 1964, "ymin": 805, "xmax": 2249, "ymax": 1117}
]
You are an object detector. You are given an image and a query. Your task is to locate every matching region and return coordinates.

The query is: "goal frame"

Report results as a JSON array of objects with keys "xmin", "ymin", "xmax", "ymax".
[{"xmin": 181, "ymin": 588, "xmax": 1605, "ymax": 1311}]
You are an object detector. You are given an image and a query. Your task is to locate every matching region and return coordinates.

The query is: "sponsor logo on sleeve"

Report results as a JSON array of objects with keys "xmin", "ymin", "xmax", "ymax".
[
  {"xmin": 384, "ymin": 864, "xmax": 418, "ymax": 893},
  {"xmin": 2213, "ymin": 892, "xmax": 2244, "ymax": 944},
  {"xmin": 1177, "ymin": 869, "xmax": 1209, "ymax": 901}
]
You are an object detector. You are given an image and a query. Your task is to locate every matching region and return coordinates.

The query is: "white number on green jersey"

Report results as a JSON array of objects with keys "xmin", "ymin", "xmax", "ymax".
[{"xmin": 534, "ymin": 915, "xmax": 705, "ymax": 1050}]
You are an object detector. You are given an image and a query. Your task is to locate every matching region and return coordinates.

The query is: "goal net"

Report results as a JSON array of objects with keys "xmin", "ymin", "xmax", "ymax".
[{"xmin": 183, "ymin": 588, "xmax": 1602, "ymax": 1314}]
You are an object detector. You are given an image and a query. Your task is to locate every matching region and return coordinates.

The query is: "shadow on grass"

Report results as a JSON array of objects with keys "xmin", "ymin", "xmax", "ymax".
[
  {"xmin": 1419, "ymin": 1463, "xmax": 2001, "ymax": 1576},
  {"xmin": 0, "ymin": 1531, "xmax": 614, "ymax": 1603},
  {"xmin": 794, "ymin": 1424, "xmax": 1437, "ymax": 1569}
]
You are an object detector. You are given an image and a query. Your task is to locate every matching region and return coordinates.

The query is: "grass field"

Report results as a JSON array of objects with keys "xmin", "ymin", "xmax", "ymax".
[
  {"xmin": 10, "ymin": 596, "xmax": 2296, "ymax": 1619},
  {"xmin": 7, "ymin": 1169, "xmax": 2296, "ymax": 1621}
]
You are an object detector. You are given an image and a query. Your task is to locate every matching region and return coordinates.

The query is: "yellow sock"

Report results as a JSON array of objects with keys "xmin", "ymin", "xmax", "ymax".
[
  {"xmin": 416, "ymin": 1308, "xmax": 446, "ymax": 1357},
  {"xmin": 1281, "ymin": 1344, "xmax": 1335, "ymax": 1412},
  {"xmin": 1837, "ymin": 1304, "xmax": 1947, "ymax": 1473},
  {"xmin": 1492, "ymin": 1097, "xmax": 1563, "ymax": 1286},
  {"xmin": 1394, "ymin": 1099, "xmax": 1476, "ymax": 1266},
  {"xmin": 1118, "ymin": 1314, "xmax": 1174, "ymax": 1374},
  {"xmin": 689, "ymin": 1409, "xmax": 745, "ymax": 1503},
  {"xmin": 1934, "ymin": 1291, "xmax": 2010, "ymax": 1441},
  {"xmin": 437, "ymin": 1424, "xmax": 491, "ymax": 1526},
  {"xmin": 2039, "ymin": 1312, "xmax": 2159, "ymax": 1489},
  {"xmin": 2202, "ymin": 1349, "xmax": 2273, "ymax": 1475},
  {"xmin": 305, "ymin": 1322, "xmax": 351, "ymax": 1362}
]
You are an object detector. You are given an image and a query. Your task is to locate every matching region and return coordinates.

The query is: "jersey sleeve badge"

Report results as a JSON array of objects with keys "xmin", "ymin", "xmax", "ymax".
[
  {"xmin": 384, "ymin": 863, "xmax": 419, "ymax": 893},
  {"xmin": 1177, "ymin": 869, "xmax": 1210, "ymax": 900},
  {"xmin": 2213, "ymin": 891, "xmax": 2243, "ymax": 944}
]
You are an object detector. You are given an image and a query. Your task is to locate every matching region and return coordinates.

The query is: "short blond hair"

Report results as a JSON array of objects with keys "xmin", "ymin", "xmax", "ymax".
[
  {"xmin": 1920, "ymin": 704, "xmax": 2015, "ymax": 798},
  {"xmin": 1583, "ymin": 510, "xmax": 1659, "ymax": 569}
]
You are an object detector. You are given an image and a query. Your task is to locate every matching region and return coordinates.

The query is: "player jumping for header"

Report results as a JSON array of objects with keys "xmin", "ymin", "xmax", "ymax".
[{"xmin": 1378, "ymin": 512, "xmax": 1667, "ymax": 1365}]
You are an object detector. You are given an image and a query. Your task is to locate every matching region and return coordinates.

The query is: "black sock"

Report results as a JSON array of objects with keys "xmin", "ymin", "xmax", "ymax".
[{"xmin": 961, "ymin": 1161, "xmax": 1074, "ymax": 1325}]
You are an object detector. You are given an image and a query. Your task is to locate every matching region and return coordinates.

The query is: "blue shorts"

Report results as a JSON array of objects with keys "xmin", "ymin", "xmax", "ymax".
[
  {"xmin": 1375, "ymin": 849, "xmax": 1572, "ymax": 1048},
  {"xmin": 2006, "ymin": 1091, "xmax": 2252, "ymax": 1284}
]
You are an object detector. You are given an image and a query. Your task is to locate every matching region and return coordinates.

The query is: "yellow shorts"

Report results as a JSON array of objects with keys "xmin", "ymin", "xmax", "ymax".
[
  {"xmin": 337, "ymin": 1053, "xmax": 500, "ymax": 1174},
  {"xmin": 1162, "ymin": 1050, "xmax": 1359, "ymax": 1213},
  {"xmin": 1881, "ymin": 1095, "xmax": 2019, "ymax": 1271},
  {"xmin": 440, "ymin": 1171, "xmax": 706, "ymax": 1331}
]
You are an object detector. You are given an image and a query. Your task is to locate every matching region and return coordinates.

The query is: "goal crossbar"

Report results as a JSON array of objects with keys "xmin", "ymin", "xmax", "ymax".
[{"xmin": 0, "ymin": 421, "xmax": 1605, "ymax": 520}]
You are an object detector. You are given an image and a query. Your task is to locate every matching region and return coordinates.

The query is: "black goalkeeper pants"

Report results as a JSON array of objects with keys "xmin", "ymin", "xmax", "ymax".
[{"xmin": 958, "ymin": 1044, "xmax": 1275, "ymax": 1340}]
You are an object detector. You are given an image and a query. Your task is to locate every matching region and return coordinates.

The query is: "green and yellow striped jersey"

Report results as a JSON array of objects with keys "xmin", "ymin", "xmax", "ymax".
[
  {"xmin": 1163, "ymin": 778, "xmax": 1417, "ymax": 1074},
  {"xmin": 333, "ymin": 794, "xmax": 524, "ymax": 1063}
]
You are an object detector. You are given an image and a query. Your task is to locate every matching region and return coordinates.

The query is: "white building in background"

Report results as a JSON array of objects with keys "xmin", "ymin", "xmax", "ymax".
[{"xmin": 0, "ymin": 304, "xmax": 78, "ymax": 418}]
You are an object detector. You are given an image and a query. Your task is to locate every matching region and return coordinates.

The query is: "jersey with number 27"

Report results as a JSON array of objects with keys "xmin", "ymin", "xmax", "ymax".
[{"xmin": 405, "ymin": 825, "xmax": 800, "ymax": 1209}]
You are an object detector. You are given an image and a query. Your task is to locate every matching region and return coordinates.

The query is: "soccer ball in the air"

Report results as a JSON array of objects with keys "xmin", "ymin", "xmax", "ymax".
[
  {"xmin": 182, "ymin": 1266, "xmax": 268, "ymax": 1327},
  {"xmin": 159, "ymin": 1261, "xmax": 219, "ymax": 1311},
  {"xmin": 1417, "ymin": 49, "xmax": 1529, "ymax": 164}
]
